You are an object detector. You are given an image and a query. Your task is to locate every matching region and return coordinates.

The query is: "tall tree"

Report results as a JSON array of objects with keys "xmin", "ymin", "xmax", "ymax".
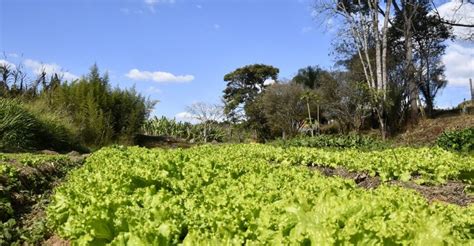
[
  {"xmin": 260, "ymin": 83, "xmax": 315, "ymax": 139},
  {"xmin": 414, "ymin": 12, "xmax": 451, "ymax": 117},
  {"xmin": 315, "ymin": 0, "xmax": 392, "ymax": 138},
  {"xmin": 389, "ymin": 1, "xmax": 451, "ymax": 117},
  {"xmin": 292, "ymin": 66, "xmax": 333, "ymax": 89},
  {"xmin": 222, "ymin": 64, "xmax": 279, "ymax": 122}
]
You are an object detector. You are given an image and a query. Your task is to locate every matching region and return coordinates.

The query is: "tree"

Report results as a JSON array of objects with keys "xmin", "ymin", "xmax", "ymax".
[
  {"xmin": 186, "ymin": 102, "xmax": 224, "ymax": 143},
  {"xmin": 223, "ymin": 64, "xmax": 279, "ymax": 122},
  {"xmin": 316, "ymin": 70, "xmax": 372, "ymax": 133},
  {"xmin": 260, "ymin": 83, "xmax": 317, "ymax": 139},
  {"xmin": 300, "ymin": 91, "xmax": 318, "ymax": 136},
  {"xmin": 292, "ymin": 66, "xmax": 333, "ymax": 89},
  {"xmin": 389, "ymin": 1, "xmax": 451, "ymax": 117},
  {"xmin": 414, "ymin": 15, "xmax": 450, "ymax": 117},
  {"xmin": 47, "ymin": 65, "xmax": 154, "ymax": 146},
  {"xmin": 315, "ymin": 0, "xmax": 392, "ymax": 138},
  {"xmin": 430, "ymin": 0, "xmax": 474, "ymax": 40},
  {"xmin": 0, "ymin": 57, "xmax": 28, "ymax": 97}
]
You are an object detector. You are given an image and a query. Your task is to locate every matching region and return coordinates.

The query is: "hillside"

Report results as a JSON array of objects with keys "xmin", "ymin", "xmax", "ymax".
[{"xmin": 397, "ymin": 114, "xmax": 474, "ymax": 146}]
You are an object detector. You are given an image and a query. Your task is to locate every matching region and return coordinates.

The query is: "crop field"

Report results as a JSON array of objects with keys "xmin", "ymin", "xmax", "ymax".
[
  {"xmin": 47, "ymin": 145, "xmax": 473, "ymax": 245},
  {"xmin": 0, "ymin": 153, "xmax": 84, "ymax": 244}
]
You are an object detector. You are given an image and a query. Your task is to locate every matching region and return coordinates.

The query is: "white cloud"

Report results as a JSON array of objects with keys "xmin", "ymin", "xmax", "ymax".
[
  {"xmin": 264, "ymin": 78, "xmax": 276, "ymax": 85},
  {"xmin": 126, "ymin": 69, "xmax": 194, "ymax": 83},
  {"xmin": 442, "ymin": 41, "xmax": 474, "ymax": 87},
  {"xmin": 435, "ymin": 0, "xmax": 474, "ymax": 40},
  {"xmin": 175, "ymin": 112, "xmax": 197, "ymax": 123},
  {"xmin": 196, "ymin": 4, "xmax": 202, "ymax": 9},
  {"xmin": 145, "ymin": 0, "xmax": 175, "ymax": 5},
  {"xmin": 213, "ymin": 24, "xmax": 221, "ymax": 30},
  {"xmin": 23, "ymin": 59, "xmax": 79, "ymax": 81},
  {"xmin": 0, "ymin": 59, "xmax": 16, "ymax": 69}
]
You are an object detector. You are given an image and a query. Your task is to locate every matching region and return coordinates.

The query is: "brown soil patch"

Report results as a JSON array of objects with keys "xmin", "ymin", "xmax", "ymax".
[
  {"xmin": 389, "ymin": 180, "xmax": 473, "ymax": 206},
  {"xmin": 396, "ymin": 114, "xmax": 474, "ymax": 146},
  {"xmin": 44, "ymin": 235, "xmax": 71, "ymax": 246},
  {"xmin": 135, "ymin": 134, "xmax": 194, "ymax": 149},
  {"xmin": 309, "ymin": 165, "xmax": 473, "ymax": 206}
]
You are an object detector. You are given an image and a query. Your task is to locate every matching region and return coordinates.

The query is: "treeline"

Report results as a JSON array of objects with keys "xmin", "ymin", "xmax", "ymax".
[
  {"xmin": 220, "ymin": 61, "xmax": 456, "ymax": 142},
  {"xmin": 220, "ymin": 0, "xmax": 466, "ymax": 141},
  {"xmin": 0, "ymin": 64, "xmax": 154, "ymax": 152}
]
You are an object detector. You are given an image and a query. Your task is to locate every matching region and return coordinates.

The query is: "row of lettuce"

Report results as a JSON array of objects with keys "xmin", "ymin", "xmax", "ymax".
[
  {"xmin": 47, "ymin": 145, "xmax": 473, "ymax": 245},
  {"xmin": 0, "ymin": 153, "xmax": 84, "ymax": 245},
  {"xmin": 272, "ymin": 127, "xmax": 473, "ymax": 153}
]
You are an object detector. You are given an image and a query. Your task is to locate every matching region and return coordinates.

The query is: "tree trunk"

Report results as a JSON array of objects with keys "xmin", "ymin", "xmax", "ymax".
[
  {"xmin": 373, "ymin": 0, "xmax": 383, "ymax": 90},
  {"xmin": 306, "ymin": 100, "xmax": 314, "ymax": 137},
  {"xmin": 317, "ymin": 104, "xmax": 320, "ymax": 134},
  {"xmin": 404, "ymin": 1, "xmax": 419, "ymax": 124},
  {"xmin": 381, "ymin": 0, "xmax": 392, "ymax": 96}
]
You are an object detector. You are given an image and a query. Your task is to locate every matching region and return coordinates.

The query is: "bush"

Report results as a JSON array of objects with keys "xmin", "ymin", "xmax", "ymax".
[
  {"xmin": 436, "ymin": 128, "xmax": 474, "ymax": 153},
  {"xmin": 47, "ymin": 65, "xmax": 154, "ymax": 147},
  {"xmin": 0, "ymin": 99, "xmax": 82, "ymax": 152},
  {"xmin": 0, "ymin": 99, "xmax": 41, "ymax": 152},
  {"xmin": 272, "ymin": 134, "xmax": 388, "ymax": 150},
  {"xmin": 142, "ymin": 116, "xmax": 225, "ymax": 143}
]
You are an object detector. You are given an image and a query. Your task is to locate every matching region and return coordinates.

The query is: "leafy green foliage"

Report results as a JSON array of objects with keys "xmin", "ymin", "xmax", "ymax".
[
  {"xmin": 223, "ymin": 64, "xmax": 279, "ymax": 118},
  {"xmin": 273, "ymin": 134, "xmax": 388, "ymax": 150},
  {"xmin": 292, "ymin": 65, "xmax": 335, "ymax": 90},
  {"xmin": 47, "ymin": 145, "xmax": 473, "ymax": 244},
  {"xmin": 0, "ymin": 99, "xmax": 81, "ymax": 152},
  {"xmin": 260, "ymin": 83, "xmax": 317, "ymax": 139},
  {"xmin": 47, "ymin": 65, "xmax": 155, "ymax": 147},
  {"xmin": 142, "ymin": 116, "xmax": 224, "ymax": 142},
  {"xmin": 0, "ymin": 153, "xmax": 84, "ymax": 245},
  {"xmin": 274, "ymin": 146, "xmax": 473, "ymax": 183},
  {"xmin": 436, "ymin": 128, "xmax": 474, "ymax": 153}
]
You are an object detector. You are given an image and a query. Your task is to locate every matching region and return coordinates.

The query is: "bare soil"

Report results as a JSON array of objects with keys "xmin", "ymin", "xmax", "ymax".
[
  {"xmin": 44, "ymin": 235, "xmax": 70, "ymax": 246},
  {"xmin": 309, "ymin": 165, "xmax": 473, "ymax": 206},
  {"xmin": 135, "ymin": 134, "xmax": 194, "ymax": 149},
  {"xmin": 395, "ymin": 114, "xmax": 474, "ymax": 146},
  {"xmin": 0, "ymin": 153, "xmax": 86, "ymax": 245}
]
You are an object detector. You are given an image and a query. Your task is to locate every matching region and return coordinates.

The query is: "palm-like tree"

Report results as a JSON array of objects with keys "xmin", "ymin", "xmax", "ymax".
[
  {"xmin": 293, "ymin": 66, "xmax": 326, "ymax": 89},
  {"xmin": 300, "ymin": 90, "xmax": 321, "ymax": 136}
]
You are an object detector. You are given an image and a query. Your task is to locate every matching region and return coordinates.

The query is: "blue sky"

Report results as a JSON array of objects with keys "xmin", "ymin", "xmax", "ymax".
[{"xmin": 1, "ymin": 0, "xmax": 472, "ymax": 119}]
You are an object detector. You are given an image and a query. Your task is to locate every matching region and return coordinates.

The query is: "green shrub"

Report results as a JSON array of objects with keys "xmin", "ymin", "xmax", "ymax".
[
  {"xmin": 0, "ymin": 99, "xmax": 41, "ymax": 152},
  {"xmin": 436, "ymin": 128, "xmax": 474, "ymax": 153},
  {"xmin": 0, "ymin": 99, "xmax": 82, "ymax": 152},
  {"xmin": 47, "ymin": 65, "xmax": 154, "ymax": 147},
  {"xmin": 272, "ymin": 134, "xmax": 388, "ymax": 150},
  {"xmin": 142, "ymin": 116, "xmax": 225, "ymax": 142}
]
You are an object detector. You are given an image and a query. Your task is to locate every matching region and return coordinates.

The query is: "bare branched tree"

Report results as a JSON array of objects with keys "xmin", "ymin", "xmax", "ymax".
[
  {"xmin": 314, "ymin": 0, "xmax": 392, "ymax": 138},
  {"xmin": 186, "ymin": 102, "xmax": 224, "ymax": 142}
]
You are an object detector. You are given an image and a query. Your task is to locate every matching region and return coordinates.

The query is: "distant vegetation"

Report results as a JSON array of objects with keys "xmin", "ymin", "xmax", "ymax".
[
  {"xmin": 141, "ymin": 116, "xmax": 225, "ymax": 143},
  {"xmin": 272, "ymin": 134, "xmax": 388, "ymax": 150},
  {"xmin": 0, "ymin": 99, "xmax": 81, "ymax": 152},
  {"xmin": 0, "ymin": 64, "xmax": 155, "ymax": 152},
  {"xmin": 437, "ymin": 128, "xmax": 474, "ymax": 153}
]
